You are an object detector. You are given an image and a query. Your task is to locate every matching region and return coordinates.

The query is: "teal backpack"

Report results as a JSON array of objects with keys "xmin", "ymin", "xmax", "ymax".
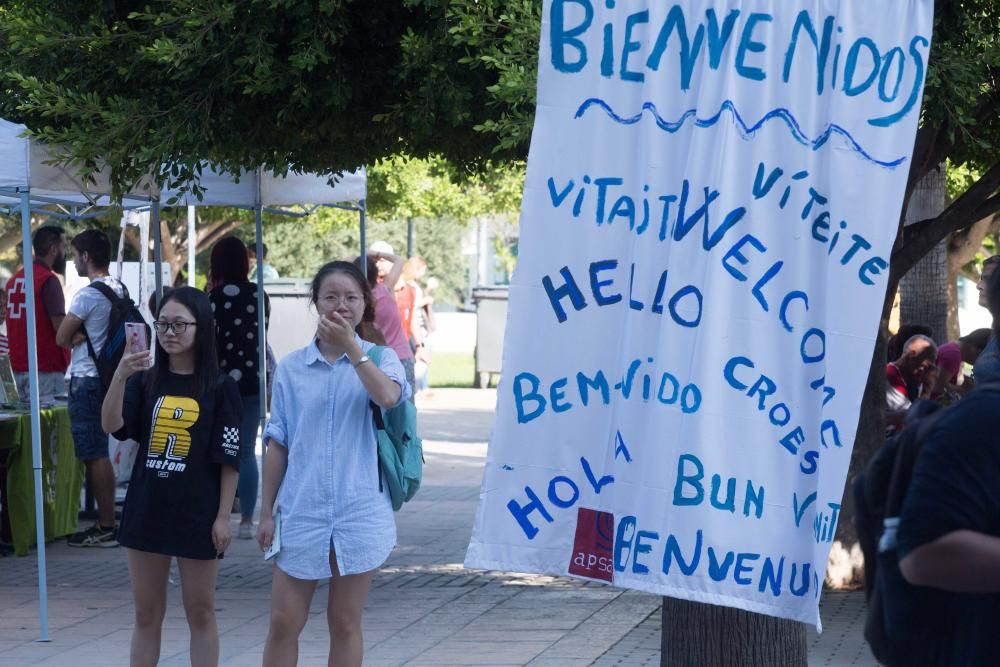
[{"xmin": 368, "ymin": 346, "xmax": 423, "ymax": 510}]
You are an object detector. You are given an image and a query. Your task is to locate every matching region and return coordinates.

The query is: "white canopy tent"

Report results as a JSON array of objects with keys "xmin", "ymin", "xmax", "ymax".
[
  {"xmin": 0, "ymin": 118, "xmax": 156, "ymax": 643},
  {"xmin": 1, "ymin": 118, "xmax": 367, "ymax": 641}
]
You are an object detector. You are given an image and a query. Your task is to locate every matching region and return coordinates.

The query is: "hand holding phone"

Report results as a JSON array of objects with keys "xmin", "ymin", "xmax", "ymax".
[{"xmin": 125, "ymin": 322, "xmax": 148, "ymax": 354}]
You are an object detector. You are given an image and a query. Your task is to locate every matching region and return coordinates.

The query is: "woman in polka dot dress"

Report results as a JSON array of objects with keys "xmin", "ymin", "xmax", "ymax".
[{"xmin": 207, "ymin": 237, "xmax": 270, "ymax": 539}]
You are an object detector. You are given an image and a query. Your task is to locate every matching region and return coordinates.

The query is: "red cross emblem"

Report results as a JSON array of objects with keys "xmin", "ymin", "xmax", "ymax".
[{"xmin": 6, "ymin": 278, "xmax": 26, "ymax": 320}]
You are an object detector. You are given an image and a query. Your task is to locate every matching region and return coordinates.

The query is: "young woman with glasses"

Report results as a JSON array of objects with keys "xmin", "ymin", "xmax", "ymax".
[
  {"xmin": 101, "ymin": 286, "xmax": 242, "ymax": 667},
  {"xmin": 257, "ymin": 261, "xmax": 409, "ymax": 667}
]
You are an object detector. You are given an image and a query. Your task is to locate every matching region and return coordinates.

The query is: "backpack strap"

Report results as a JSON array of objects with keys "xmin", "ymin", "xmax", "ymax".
[
  {"xmin": 366, "ymin": 345, "xmax": 386, "ymax": 493},
  {"xmin": 80, "ymin": 280, "xmax": 128, "ymax": 367}
]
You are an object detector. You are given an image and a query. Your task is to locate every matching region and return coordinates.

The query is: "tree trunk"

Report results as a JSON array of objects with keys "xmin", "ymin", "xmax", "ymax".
[
  {"xmin": 898, "ymin": 166, "xmax": 948, "ymax": 341},
  {"xmin": 661, "ymin": 597, "xmax": 807, "ymax": 666},
  {"xmin": 947, "ymin": 215, "xmax": 998, "ymax": 340}
]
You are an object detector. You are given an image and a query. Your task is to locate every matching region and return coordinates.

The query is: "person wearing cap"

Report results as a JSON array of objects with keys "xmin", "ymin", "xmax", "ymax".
[{"xmin": 355, "ymin": 242, "xmax": 415, "ymax": 399}]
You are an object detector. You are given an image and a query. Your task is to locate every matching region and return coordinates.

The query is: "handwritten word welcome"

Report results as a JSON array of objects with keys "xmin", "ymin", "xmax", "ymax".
[{"xmin": 551, "ymin": 2, "xmax": 928, "ymax": 127}]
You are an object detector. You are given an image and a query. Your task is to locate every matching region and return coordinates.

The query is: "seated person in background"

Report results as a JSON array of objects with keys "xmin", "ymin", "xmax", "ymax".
[
  {"xmin": 932, "ymin": 328, "xmax": 992, "ymax": 397},
  {"xmin": 885, "ymin": 334, "xmax": 936, "ymax": 434},
  {"xmin": 886, "ymin": 324, "xmax": 934, "ymax": 369}
]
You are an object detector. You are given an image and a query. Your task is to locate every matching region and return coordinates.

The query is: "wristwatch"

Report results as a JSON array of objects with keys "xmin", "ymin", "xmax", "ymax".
[{"xmin": 353, "ymin": 355, "xmax": 370, "ymax": 368}]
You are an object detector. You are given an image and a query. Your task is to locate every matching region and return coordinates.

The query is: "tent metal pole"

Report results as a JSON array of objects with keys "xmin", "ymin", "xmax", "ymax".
[
  {"xmin": 359, "ymin": 201, "xmax": 367, "ymax": 281},
  {"xmin": 407, "ymin": 217, "xmax": 414, "ymax": 258},
  {"xmin": 149, "ymin": 199, "xmax": 163, "ymax": 308},
  {"xmin": 254, "ymin": 206, "xmax": 267, "ymax": 431},
  {"xmin": 152, "ymin": 200, "xmax": 163, "ymax": 301},
  {"xmin": 187, "ymin": 205, "xmax": 197, "ymax": 287},
  {"xmin": 20, "ymin": 190, "xmax": 50, "ymax": 643}
]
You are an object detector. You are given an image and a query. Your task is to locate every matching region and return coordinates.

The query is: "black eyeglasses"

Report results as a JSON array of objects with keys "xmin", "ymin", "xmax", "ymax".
[{"xmin": 153, "ymin": 321, "xmax": 196, "ymax": 335}]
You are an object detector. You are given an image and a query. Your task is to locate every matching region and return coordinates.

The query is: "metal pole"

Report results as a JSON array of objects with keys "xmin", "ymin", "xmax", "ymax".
[
  {"xmin": 359, "ymin": 201, "xmax": 367, "ymax": 281},
  {"xmin": 19, "ymin": 190, "xmax": 50, "ymax": 642},
  {"xmin": 151, "ymin": 200, "xmax": 163, "ymax": 301},
  {"xmin": 407, "ymin": 217, "xmax": 414, "ymax": 258},
  {"xmin": 187, "ymin": 205, "xmax": 197, "ymax": 287},
  {"xmin": 254, "ymin": 206, "xmax": 267, "ymax": 429}
]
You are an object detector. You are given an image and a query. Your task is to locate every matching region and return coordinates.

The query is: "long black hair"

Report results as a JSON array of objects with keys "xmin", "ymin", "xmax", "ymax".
[
  {"xmin": 311, "ymin": 260, "xmax": 376, "ymax": 333},
  {"xmin": 151, "ymin": 286, "xmax": 219, "ymax": 399}
]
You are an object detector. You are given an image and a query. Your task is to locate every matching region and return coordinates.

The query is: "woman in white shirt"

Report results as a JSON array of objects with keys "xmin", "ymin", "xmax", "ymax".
[{"xmin": 257, "ymin": 260, "xmax": 408, "ymax": 667}]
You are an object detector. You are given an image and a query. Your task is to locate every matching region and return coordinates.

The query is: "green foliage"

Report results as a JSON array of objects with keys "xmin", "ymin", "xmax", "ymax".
[
  {"xmin": 0, "ymin": 1, "xmax": 500, "ymax": 197},
  {"xmin": 945, "ymin": 159, "xmax": 983, "ymax": 203}
]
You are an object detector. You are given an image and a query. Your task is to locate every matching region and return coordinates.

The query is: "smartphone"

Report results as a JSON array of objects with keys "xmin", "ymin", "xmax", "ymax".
[
  {"xmin": 125, "ymin": 322, "xmax": 149, "ymax": 354},
  {"xmin": 264, "ymin": 512, "xmax": 281, "ymax": 561}
]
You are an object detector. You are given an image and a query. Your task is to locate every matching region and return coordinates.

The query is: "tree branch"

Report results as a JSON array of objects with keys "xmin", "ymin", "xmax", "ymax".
[
  {"xmin": 197, "ymin": 220, "xmax": 242, "ymax": 254},
  {"xmin": 892, "ymin": 162, "xmax": 1000, "ymax": 282}
]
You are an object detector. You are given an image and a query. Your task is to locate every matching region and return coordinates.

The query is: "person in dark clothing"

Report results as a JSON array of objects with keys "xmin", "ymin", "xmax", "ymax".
[
  {"xmin": 207, "ymin": 236, "xmax": 270, "ymax": 539},
  {"xmin": 889, "ymin": 267, "xmax": 1000, "ymax": 665},
  {"xmin": 101, "ymin": 286, "xmax": 240, "ymax": 666}
]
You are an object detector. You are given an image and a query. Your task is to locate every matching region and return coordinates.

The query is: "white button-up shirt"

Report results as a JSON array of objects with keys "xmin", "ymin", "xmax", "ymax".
[{"xmin": 264, "ymin": 336, "xmax": 409, "ymax": 579}]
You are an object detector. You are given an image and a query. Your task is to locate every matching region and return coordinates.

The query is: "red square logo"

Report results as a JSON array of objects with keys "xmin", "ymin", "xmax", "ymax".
[{"xmin": 568, "ymin": 507, "xmax": 615, "ymax": 582}]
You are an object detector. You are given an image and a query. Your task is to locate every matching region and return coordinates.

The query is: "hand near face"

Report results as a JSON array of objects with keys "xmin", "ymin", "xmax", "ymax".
[{"xmin": 317, "ymin": 312, "xmax": 356, "ymax": 348}]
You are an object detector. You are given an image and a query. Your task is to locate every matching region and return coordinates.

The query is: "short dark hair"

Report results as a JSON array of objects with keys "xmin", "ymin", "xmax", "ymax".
[
  {"xmin": 958, "ymin": 328, "xmax": 992, "ymax": 352},
  {"xmin": 311, "ymin": 260, "xmax": 376, "ymax": 330},
  {"xmin": 151, "ymin": 287, "xmax": 219, "ymax": 399},
  {"xmin": 249, "ymin": 241, "xmax": 268, "ymax": 259},
  {"xmin": 32, "ymin": 226, "xmax": 65, "ymax": 257},
  {"xmin": 209, "ymin": 236, "xmax": 250, "ymax": 286},
  {"xmin": 887, "ymin": 324, "xmax": 934, "ymax": 362},
  {"xmin": 983, "ymin": 254, "xmax": 1000, "ymax": 272},
  {"xmin": 71, "ymin": 229, "xmax": 112, "ymax": 270}
]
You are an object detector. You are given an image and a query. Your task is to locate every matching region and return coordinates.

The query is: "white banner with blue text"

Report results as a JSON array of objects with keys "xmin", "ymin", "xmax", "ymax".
[{"xmin": 465, "ymin": 0, "xmax": 934, "ymax": 628}]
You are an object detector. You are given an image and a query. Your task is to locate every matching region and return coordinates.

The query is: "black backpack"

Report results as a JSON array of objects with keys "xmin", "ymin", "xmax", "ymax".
[
  {"xmin": 856, "ymin": 399, "xmax": 947, "ymax": 664},
  {"xmin": 83, "ymin": 281, "xmax": 149, "ymax": 394}
]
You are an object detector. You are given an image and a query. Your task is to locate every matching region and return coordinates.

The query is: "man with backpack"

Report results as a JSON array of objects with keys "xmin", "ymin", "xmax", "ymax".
[{"xmin": 56, "ymin": 229, "xmax": 126, "ymax": 547}]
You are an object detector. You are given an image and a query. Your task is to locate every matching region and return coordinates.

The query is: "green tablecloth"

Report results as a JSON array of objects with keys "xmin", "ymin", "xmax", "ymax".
[{"xmin": 0, "ymin": 407, "xmax": 84, "ymax": 555}]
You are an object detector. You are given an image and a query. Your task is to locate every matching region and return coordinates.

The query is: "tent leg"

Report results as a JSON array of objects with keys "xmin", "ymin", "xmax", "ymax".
[
  {"xmin": 359, "ymin": 201, "xmax": 367, "ymax": 281},
  {"xmin": 187, "ymin": 205, "xmax": 197, "ymax": 287},
  {"xmin": 20, "ymin": 190, "xmax": 50, "ymax": 643},
  {"xmin": 254, "ymin": 207, "xmax": 267, "ymax": 431},
  {"xmin": 407, "ymin": 217, "xmax": 414, "ymax": 258},
  {"xmin": 152, "ymin": 200, "xmax": 163, "ymax": 300}
]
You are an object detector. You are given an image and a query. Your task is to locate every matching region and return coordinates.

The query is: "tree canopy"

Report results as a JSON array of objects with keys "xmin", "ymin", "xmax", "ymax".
[{"xmin": 0, "ymin": 1, "xmax": 509, "ymax": 197}]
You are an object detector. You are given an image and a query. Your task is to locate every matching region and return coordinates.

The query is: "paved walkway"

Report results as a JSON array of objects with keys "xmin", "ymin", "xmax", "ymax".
[{"xmin": 0, "ymin": 389, "xmax": 875, "ymax": 666}]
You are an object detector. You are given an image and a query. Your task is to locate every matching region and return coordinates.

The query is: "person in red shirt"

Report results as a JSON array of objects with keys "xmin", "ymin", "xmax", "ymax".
[
  {"xmin": 885, "ymin": 334, "xmax": 936, "ymax": 434},
  {"xmin": 4, "ymin": 226, "xmax": 70, "ymax": 402}
]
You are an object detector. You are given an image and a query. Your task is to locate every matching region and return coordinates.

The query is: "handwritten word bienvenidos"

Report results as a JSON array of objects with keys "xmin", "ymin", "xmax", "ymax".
[{"xmin": 551, "ymin": 2, "xmax": 928, "ymax": 128}]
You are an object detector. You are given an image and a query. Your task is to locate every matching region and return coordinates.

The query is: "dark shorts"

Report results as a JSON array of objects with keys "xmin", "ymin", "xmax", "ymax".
[{"xmin": 69, "ymin": 376, "xmax": 108, "ymax": 462}]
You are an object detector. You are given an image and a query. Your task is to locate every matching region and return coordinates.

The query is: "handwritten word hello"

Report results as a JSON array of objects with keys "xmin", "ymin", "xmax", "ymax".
[
  {"xmin": 514, "ymin": 357, "xmax": 702, "ymax": 424},
  {"xmin": 551, "ymin": 2, "xmax": 928, "ymax": 127}
]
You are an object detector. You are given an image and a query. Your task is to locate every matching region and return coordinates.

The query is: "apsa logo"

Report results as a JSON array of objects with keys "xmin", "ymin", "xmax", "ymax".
[{"xmin": 568, "ymin": 507, "xmax": 615, "ymax": 582}]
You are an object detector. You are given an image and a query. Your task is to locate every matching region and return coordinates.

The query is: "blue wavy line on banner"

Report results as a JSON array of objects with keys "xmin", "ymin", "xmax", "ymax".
[{"xmin": 574, "ymin": 98, "xmax": 907, "ymax": 169}]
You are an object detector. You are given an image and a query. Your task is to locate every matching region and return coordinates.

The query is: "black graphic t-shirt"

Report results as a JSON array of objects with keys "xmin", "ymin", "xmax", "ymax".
[{"xmin": 114, "ymin": 370, "xmax": 242, "ymax": 559}]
